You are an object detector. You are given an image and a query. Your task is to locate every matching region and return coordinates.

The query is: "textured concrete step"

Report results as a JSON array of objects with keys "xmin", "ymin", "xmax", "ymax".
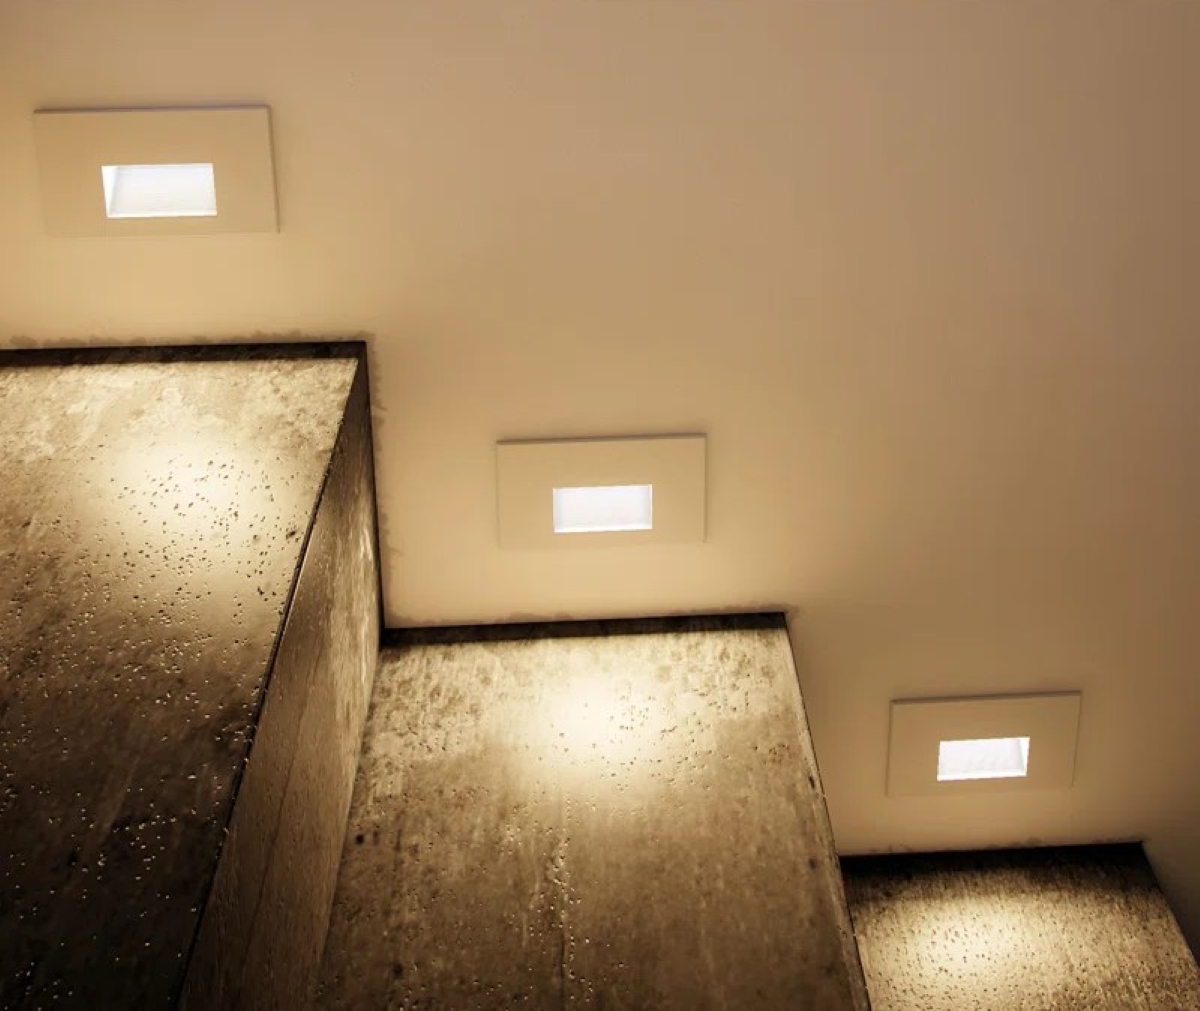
[
  {"xmin": 316, "ymin": 615, "xmax": 870, "ymax": 1010},
  {"xmin": 844, "ymin": 844, "xmax": 1200, "ymax": 1011},
  {"xmin": 0, "ymin": 345, "xmax": 380, "ymax": 1010}
]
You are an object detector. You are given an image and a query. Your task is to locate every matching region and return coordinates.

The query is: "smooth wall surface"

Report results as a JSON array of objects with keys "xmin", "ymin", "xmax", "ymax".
[
  {"xmin": 3, "ymin": 3, "xmax": 1199, "ymax": 945},
  {"xmin": 316, "ymin": 617, "xmax": 869, "ymax": 1010},
  {"xmin": 181, "ymin": 356, "xmax": 380, "ymax": 1010},
  {"xmin": 0, "ymin": 348, "xmax": 356, "ymax": 1008},
  {"xmin": 843, "ymin": 845, "xmax": 1200, "ymax": 1011}
]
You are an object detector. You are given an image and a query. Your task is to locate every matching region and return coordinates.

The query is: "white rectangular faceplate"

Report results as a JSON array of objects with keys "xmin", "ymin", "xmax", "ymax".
[
  {"xmin": 887, "ymin": 693, "xmax": 1081, "ymax": 796},
  {"xmin": 497, "ymin": 435, "xmax": 705, "ymax": 548},
  {"xmin": 34, "ymin": 107, "xmax": 277, "ymax": 236}
]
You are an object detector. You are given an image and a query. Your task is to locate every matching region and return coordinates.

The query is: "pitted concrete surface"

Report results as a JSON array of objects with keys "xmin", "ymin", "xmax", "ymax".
[
  {"xmin": 0, "ymin": 349, "xmax": 357, "ymax": 1009},
  {"xmin": 844, "ymin": 844, "xmax": 1200, "ymax": 1011},
  {"xmin": 317, "ymin": 617, "xmax": 869, "ymax": 1010}
]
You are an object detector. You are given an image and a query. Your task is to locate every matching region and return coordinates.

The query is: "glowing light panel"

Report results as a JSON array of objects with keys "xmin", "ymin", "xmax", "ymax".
[
  {"xmin": 937, "ymin": 736, "xmax": 1031, "ymax": 781},
  {"xmin": 552, "ymin": 483, "xmax": 653, "ymax": 534},
  {"xmin": 101, "ymin": 163, "xmax": 217, "ymax": 219}
]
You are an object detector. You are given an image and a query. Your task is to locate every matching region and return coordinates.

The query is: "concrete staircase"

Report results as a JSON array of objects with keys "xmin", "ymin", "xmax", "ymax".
[{"xmin": 2, "ymin": 344, "xmax": 1196, "ymax": 1010}]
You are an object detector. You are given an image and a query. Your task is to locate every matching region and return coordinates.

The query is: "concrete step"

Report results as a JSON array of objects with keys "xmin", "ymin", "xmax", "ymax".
[{"xmin": 316, "ymin": 615, "xmax": 870, "ymax": 1010}]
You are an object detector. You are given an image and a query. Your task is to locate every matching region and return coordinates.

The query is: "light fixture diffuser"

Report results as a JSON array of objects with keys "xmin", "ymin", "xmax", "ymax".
[
  {"xmin": 553, "ymin": 484, "xmax": 653, "ymax": 534},
  {"xmin": 937, "ymin": 736, "xmax": 1030, "ymax": 782},
  {"xmin": 101, "ymin": 162, "xmax": 217, "ymax": 219}
]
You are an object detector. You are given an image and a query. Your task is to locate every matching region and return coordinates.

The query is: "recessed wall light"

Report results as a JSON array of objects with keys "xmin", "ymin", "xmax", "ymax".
[
  {"xmin": 494, "ymin": 435, "xmax": 705, "ymax": 548},
  {"xmin": 101, "ymin": 163, "xmax": 217, "ymax": 219},
  {"xmin": 33, "ymin": 106, "xmax": 277, "ymax": 236},
  {"xmin": 937, "ymin": 736, "xmax": 1030, "ymax": 782},
  {"xmin": 886, "ymin": 693, "xmax": 1081, "ymax": 796},
  {"xmin": 552, "ymin": 484, "xmax": 653, "ymax": 534}
]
